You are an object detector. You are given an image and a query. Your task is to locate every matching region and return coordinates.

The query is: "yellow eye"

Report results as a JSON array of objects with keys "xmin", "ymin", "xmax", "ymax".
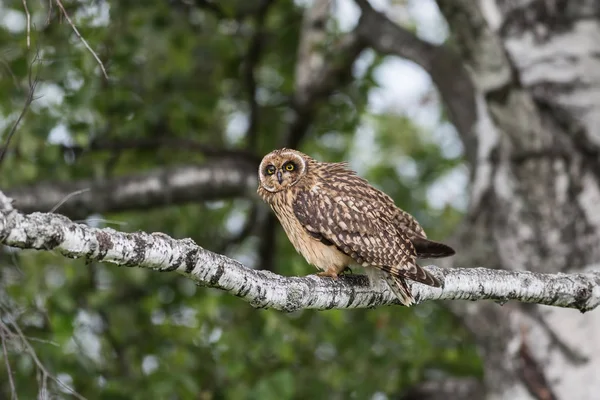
[
  {"xmin": 266, "ymin": 165, "xmax": 276, "ymax": 175},
  {"xmin": 285, "ymin": 163, "xmax": 295, "ymax": 171}
]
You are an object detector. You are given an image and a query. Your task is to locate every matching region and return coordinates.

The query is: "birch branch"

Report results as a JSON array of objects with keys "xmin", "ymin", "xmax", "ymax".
[
  {"xmin": 1, "ymin": 192, "xmax": 599, "ymax": 312},
  {"xmin": 6, "ymin": 158, "xmax": 257, "ymax": 219}
]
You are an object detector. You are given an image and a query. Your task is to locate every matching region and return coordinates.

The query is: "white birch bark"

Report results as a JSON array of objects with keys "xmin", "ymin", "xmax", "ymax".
[{"xmin": 432, "ymin": 0, "xmax": 600, "ymax": 398}]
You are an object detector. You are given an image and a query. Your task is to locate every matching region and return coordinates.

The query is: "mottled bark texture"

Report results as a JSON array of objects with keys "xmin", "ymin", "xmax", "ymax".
[
  {"xmin": 433, "ymin": 0, "xmax": 600, "ymax": 398},
  {"xmin": 1, "ymin": 191, "xmax": 599, "ymax": 312}
]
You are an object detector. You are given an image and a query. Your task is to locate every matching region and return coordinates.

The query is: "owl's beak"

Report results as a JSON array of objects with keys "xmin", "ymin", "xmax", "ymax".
[{"xmin": 277, "ymin": 170, "xmax": 283, "ymax": 184}]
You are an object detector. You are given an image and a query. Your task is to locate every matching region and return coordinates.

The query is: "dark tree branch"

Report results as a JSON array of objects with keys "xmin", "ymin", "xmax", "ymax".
[
  {"xmin": 243, "ymin": 0, "xmax": 274, "ymax": 150},
  {"xmin": 6, "ymin": 158, "xmax": 257, "ymax": 220},
  {"xmin": 0, "ymin": 138, "xmax": 261, "ymax": 164},
  {"xmin": 400, "ymin": 377, "xmax": 485, "ymax": 400},
  {"xmin": 518, "ymin": 327, "xmax": 558, "ymax": 400},
  {"xmin": 0, "ymin": 52, "xmax": 39, "ymax": 166},
  {"xmin": 57, "ymin": 138, "xmax": 261, "ymax": 163},
  {"xmin": 190, "ymin": 0, "xmax": 226, "ymax": 19},
  {"xmin": 257, "ymin": 207, "xmax": 278, "ymax": 272},
  {"xmin": 354, "ymin": 0, "xmax": 477, "ymax": 163}
]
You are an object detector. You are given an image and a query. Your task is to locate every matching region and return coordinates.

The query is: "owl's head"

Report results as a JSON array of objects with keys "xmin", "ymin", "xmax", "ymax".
[{"xmin": 258, "ymin": 148, "xmax": 309, "ymax": 193}]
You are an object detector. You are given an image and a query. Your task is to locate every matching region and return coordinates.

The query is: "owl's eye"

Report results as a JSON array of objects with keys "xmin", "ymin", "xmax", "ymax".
[
  {"xmin": 265, "ymin": 165, "xmax": 276, "ymax": 175},
  {"xmin": 284, "ymin": 162, "xmax": 295, "ymax": 171}
]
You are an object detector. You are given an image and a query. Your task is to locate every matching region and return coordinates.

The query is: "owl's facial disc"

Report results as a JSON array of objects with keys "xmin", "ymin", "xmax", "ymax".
[{"xmin": 259, "ymin": 151, "xmax": 305, "ymax": 192}]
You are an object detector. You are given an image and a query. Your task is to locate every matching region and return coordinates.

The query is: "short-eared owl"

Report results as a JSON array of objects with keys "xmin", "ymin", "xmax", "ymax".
[{"xmin": 257, "ymin": 148, "xmax": 455, "ymax": 306}]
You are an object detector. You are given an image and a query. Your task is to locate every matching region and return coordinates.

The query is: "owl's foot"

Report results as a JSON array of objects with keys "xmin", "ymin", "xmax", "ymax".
[
  {"xmin": 317, "ymin": 271, "xmax": 339, "ymax": 279},
  {"xmin": 317, "ymin": 266, "xmax": 351, "ymax": 279}
]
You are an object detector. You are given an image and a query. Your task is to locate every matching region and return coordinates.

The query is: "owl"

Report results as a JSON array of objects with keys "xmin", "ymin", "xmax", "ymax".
[{"xmin": 257, "ymin": 148, "xmax": 455, "ymax": 306}]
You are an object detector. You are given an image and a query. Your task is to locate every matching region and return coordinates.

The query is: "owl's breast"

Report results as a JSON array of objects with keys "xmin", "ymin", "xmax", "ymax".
[{"xmin": 270, "ymin": 192, "xmax": 351, "ymax": 271}]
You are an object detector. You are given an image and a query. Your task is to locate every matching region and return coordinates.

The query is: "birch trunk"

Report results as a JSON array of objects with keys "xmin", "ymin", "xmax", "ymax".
[{"xmin": 436, "ymin": 0, "xmax": 600, "ymax": 398}]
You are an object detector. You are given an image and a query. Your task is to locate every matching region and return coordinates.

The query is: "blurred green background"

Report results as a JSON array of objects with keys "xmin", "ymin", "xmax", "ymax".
[{"xmin": 0, "ymin": 0, "xmax": 480, "ymax": 398}]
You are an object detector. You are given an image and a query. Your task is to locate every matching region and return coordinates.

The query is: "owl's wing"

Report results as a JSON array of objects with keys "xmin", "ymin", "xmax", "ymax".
[
  {"xmin": 292, "ymin": 188, "xmax": 440, "ymax": 287},
  {"xmin": 392, "ymin": 209, "xmax": 428, "ymax": 239}
]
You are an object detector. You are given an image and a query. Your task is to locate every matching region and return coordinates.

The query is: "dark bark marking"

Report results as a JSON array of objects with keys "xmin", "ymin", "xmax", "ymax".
[
  {"xmin": 500, "ymin": 0, "xmax": 574, "ymax": 42},
  {"xmin": 95, "ymin": 231, "xmax": 113, "ymax": 259},
  {"xmin": 124, "ymin": 233, "xmax": 147, "ymax": 267},
  {"xmin": 346, "ymin": 286, "xmax": 357, "ymax": 307},
  {"xmin": 209, "ymin": 262, "xmax": 225, "ymax": 286},
  {"xmin": 183, "ymin": 248, "xmax": 199, "ymax": 273},
  {"xmin": 573, "ymin": 285, "xmax": 591, "ymax": 312},
  {"xmin": 518, "ymin": 329, "xmax": 558, "ymax": 400},
  {"xmin": 44, "ymin": 230, "xmax": 64, "ymax": 250},
  {"xmin": 237, "ymin": 276, "xmax": 253, "ymax": 298}
]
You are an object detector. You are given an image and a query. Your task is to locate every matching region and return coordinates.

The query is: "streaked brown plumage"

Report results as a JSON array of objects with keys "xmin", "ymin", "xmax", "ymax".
[{"xmin": 257, "ymin": 148, "xmax": 455, "ymax": 306}]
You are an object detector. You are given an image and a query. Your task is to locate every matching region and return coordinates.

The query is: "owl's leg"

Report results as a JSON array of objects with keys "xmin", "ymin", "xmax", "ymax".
[{"xmin": 317, "ymin": 264, "xmax": 349, "ymax": 279}]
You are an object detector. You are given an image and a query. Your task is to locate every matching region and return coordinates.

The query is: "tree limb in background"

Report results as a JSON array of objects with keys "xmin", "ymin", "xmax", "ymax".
[
  {"xmin": 193, "ymin": 0, "xmax": 226, "ymax": 19},
  {"xmin": 53, "ymin": 137, "xmax": 261, "ymax": 163},
  {"xmin": 283, "ymin": 0, "xmax": 366, "ymax": 148},
  {"xmin": 22, "ymin": 0, "xmax": 31, "ymax": 48},
  {"xmin": 400, "ymin": 377, "xmax": 485, "ymax": 400},
  {"xmin": 2, "ymin": 192, "xmax": 598, "ymax": 313},
  {"xmin": 54, "ymin": 0, "xmax": 108, "ymax": 80},
  {"xmin": 242, "ymin": 0, "xmax": 275, "ymax": 149},
  {"xmin": 293, "ymin": 0, "xmax": 331, "ymax": 105},
  {"xmin": 0, "ymin": 52, "xmax": 39, "ymax": 166},
  {"xmin": 353, "ymin": 0, "xmax": 478, "ymax": 163},
  {"xmin": 6, "ymin": 158, "xmax": 257, "ymax": 219}
]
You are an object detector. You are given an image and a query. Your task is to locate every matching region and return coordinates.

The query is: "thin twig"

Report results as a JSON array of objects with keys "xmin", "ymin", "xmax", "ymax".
[
  {"xmin": 54, "ymin": 0, "xmax": 109, "ymax": 80},
  {"xmin": 1, "ymin": 324, "xmax": 18, "ymax": 400},
  {"xmin": 22, "ymin": 336, "xmax": 59, "ymax": 347},
  {"xmin": 77, "ymin": 218, "xmax": 129, "ymax": 227},
  {"xmin": 0, "ymin": 59, "xmax": 20, "ymax": 88},
  {"xmin": 46, "ymin": 0, "xmax": 53, "ymax": 25},
  {"xmin": 50, "ymin": 188, "xmax": 91, "ymax": 213},
  {"xmin": 7, "ymin": 319, "xmax": 87, "ymax": 400},
  {"xmin": 38, "ymin": 368, "xmax": 48, "ymax": 400},
  {"xmin": 0, "ymin": 303, "xmax": 84, "ymax": 399},
  {"xmin": 22, "ymin": 0, "xmax": 31, "ymax": 48},
  {"xmin": 0, "ymin": 52, "xmax": 39, "ymax": 166}
]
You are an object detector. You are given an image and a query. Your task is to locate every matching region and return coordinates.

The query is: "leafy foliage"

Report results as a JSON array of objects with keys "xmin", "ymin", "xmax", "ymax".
[{"xmin": 0, "ymin": 0, "xmax": 479, "ymax": 398}]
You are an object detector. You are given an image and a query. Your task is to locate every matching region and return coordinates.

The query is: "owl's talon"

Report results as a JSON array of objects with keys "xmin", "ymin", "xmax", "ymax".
[
  {"xmin": 317, "ymin": 271, "xmax": 339, "ymax": 279},
  {"xmin": 341, "ymin": 266, "xmax": 353, "ymax": 275}
]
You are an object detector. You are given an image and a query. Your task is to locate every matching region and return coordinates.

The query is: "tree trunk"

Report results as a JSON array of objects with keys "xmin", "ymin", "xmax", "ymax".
[{"xmin": 436, "ymin": 0, "xmax": 600, "ymax": 398}]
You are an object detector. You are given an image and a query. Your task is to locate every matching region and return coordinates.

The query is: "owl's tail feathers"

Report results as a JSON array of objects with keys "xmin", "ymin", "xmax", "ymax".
[
  {"xmin": 379, "ymin": 263, "xmax": 442, "ymax": 307},
  {"xmin": 410, "ymin": 236, "xmax": 455, "ymax": 259},
  {"xmin": 384, "ymin": 274, "xmax": 415, "ymax": 307}
]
